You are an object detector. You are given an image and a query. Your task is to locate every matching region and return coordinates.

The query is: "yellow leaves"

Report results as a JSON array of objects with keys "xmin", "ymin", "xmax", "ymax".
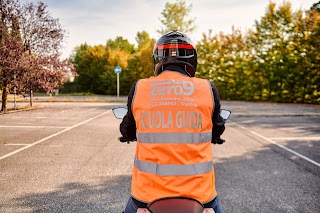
[
  {"xmin": 158, "ymin": 0, "xmax": 196, "ymax": 34},
  {"xmin": 79, "ymin": 46, "xmax": 126, "ymax": 69},
  {"xmin": 87, "ymin": 45, "xmax": 106, "ymax": 58},
  {"xmin": 244, "ymin": 70, "xmax": 251, "ymax": 75},
  {"xmin": 106, "ymin": 48, "xmax": 131, "ymax": 69}
]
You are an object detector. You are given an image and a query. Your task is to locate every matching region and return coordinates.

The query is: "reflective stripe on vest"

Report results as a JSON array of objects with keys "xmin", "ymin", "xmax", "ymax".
[
  {"xmin": 137, "ymin": 132, "xmax": 212, "ymax": 144},
  {"xmin": 134, "ymin": 157, "xmax": 213, "ymax": 176}
]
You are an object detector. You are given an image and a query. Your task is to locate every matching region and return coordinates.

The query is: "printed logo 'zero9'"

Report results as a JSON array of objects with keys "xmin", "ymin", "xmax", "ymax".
[{"xmin": 150, "ymin": 81, "xmax": 194, "ymax": 96}]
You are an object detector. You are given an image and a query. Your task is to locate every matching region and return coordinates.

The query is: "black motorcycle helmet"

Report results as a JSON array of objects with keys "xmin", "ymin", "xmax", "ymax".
[{"xmin": 152, "ymin": 30, "xmax": 197, "ymax": 77}]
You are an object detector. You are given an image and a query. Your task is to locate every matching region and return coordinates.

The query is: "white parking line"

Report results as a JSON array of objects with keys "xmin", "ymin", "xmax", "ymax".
[
  {"xmin": 231, "ymin": 121, "xmax": 320, "ymax": 168},
  {"xmin": 0, "ymin": 110, "xmax": 112, "ymax": 161}
]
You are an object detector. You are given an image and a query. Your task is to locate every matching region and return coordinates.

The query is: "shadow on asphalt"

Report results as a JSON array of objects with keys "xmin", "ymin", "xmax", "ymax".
[
  {"xmin": 214, "ymin": 141, "xmax": 320, "ymax": 213},
  {"xmin": 7, "ymin": 141, "xmax": 320, "ymax": 213},
  {"xmin": 8, "ymin": 175, "xmax": 131, "ymax": 213},
  {"xmin": 2, "ymin": 102, "xmax": 319, "ymax": 212}
]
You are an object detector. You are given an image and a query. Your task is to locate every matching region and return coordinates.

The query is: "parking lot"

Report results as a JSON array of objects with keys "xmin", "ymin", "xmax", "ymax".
[{"xmin": 0, "ymin": 101, "xmax": 319, "ymax": 212}]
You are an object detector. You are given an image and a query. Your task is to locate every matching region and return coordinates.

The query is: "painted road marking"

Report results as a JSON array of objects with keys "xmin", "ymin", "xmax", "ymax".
[
  {"xmin": 231, "ymin": 121, "xmax": 320, "ymax": 168},
  {"xmin": 0, "ymin": 110, "xmax": 112, "ymax": 161}
]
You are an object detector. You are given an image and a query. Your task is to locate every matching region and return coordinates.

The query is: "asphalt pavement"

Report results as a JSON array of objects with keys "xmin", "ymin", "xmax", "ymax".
[{"xmin": 0, "ymin": 101, "xmax": 319, "ymax": 213}]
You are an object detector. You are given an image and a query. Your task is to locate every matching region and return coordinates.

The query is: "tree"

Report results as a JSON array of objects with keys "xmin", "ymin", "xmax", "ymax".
[
  {"xmin": 124, "ymin": 31, "xmax": 155, "ymax": 94},
  {"xmin": 71, "ymin": 33, "xmax": 155, "ymax": 96},
  {"xmin": 197, "ymin": 29, "xmax": 249, "ymax": 100},
  {"xmin": 301, "ymin": 2, "xmax": 320, "ymax": 103},
  {"xmin": 18, "ymin": 54, "xmax": 72, "ymax": 97},
  {"xmin": 311, "ymin": 1, "xmax": 320, "ymax": 13},
  {"xmin": 248, "ymin": 1, "xmax": 319, "ymax": 103},
  {"xmin": 196, "ymin": 1, "xmax": 319, "ymax": 103},
  {"xmin": 0, "ymin": 0, "xmax": 25, "ymax": 112},
  {"xmin": 106, "ymin": 36, "xmax": 134, "ymax": 53},
  {"xmin": 103, "ymin": 37, "xmax": 134, "ymax": 95},
  {"xmin": 0, "ymin": 0, "xmax": 72, "ymax": 111},
  {"xmin": 158, "ymin": 0, "xmax": 196, "ymax": 34},
  {"xmin": 71, "ymin": 37, "xmax": 135, "ymax": 95},
  {"xmin": 73, "ymin": 44, "xmax": 108, "ymax": 93},
  {"xmin": 19, "ymin": 1, "xmax": 68, "ymax": 106},
  {"xmin": 131, "ymin": 31, "xmax": 155, "ymax": 79}
]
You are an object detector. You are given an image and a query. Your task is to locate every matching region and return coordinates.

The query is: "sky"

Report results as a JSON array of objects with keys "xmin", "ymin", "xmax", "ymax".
[{"xmin": 20, "ymin": 0, "xmax": 317, "ymax": 58}]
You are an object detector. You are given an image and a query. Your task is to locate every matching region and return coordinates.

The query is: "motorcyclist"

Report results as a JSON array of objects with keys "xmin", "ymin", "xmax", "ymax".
[{"xmin": 120, "ymin": 30, "xmax": 225, "ymax": 213}]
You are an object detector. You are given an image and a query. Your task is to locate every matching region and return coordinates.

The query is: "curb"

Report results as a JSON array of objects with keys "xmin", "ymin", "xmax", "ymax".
[{"xmin": 0, "ymin": 105, "xmax": 44, "ymax": 115}]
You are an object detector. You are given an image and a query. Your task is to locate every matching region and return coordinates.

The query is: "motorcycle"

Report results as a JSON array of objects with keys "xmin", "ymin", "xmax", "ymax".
[{"xmin": 112, "ymin": 107, "xmax": 231, "ymax": 213}]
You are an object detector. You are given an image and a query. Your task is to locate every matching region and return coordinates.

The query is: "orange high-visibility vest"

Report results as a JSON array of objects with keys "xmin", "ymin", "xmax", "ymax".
[{"xmin": 131, "ymin": 71, "xmax": 216, "ymax": 204}]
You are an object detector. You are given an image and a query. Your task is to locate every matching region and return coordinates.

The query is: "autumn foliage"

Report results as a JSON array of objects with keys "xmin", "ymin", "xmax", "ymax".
[
  {"xmin": 197, "ymin": 1, "xmax": 319, "ymax": 103},
  {"xmin": 0, "ymin": 0, "xmax": 74, "ymax": 111},
  {"xmin": 70, "ymin": 1, "xmax": 319, "ymax": 104},
  {"xmin": 1, "ymin": 0, "xmax": 319, "ymax": 106},
  {"xmin": 70, "ymin": 32, "xmax": 155, "ymax": 95}
]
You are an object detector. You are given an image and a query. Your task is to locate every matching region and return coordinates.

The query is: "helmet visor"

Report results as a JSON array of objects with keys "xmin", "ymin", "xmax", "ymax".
[{"xmin": 154, "ymin": 41, "xmax": 195, "ymax": 59}]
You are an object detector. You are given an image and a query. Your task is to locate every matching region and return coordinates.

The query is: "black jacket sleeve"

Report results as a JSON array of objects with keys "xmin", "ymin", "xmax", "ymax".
[
  {"xmin": 120, "ymin": 82, "xmax": 137, "ymax": 140},
  {"xmin": 210, "ymin": 82, "xmax": 225, "ymax": 140}
]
